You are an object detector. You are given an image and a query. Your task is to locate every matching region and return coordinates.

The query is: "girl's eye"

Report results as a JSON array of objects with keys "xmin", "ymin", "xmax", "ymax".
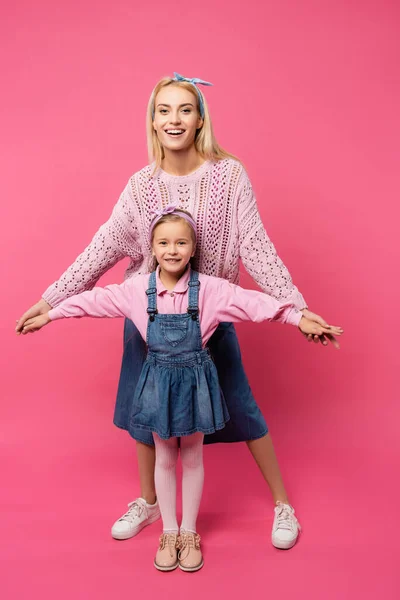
[
  {"xmin": 159, "ymin": 109, "xmax": 168, "ymax": 114},
  {"xmin": 182, "ymin": 109, "xmax": 191, "ymax": 114}
]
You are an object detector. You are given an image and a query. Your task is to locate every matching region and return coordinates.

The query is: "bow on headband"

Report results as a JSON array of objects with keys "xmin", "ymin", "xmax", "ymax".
[
  {"xmin": 150, "ymin": 204, "xmax": 178, "ymax": 219},
  {"xmin": 151, "ymin": 72, "xmax": 213, "ymax": 119},
  {"xmin": 173, "ymin": 72, "xmax": 213, "ymax": 118}
]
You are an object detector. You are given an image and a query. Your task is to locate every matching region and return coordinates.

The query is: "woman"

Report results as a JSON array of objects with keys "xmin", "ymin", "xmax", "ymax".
[{"xmin": 16, "ymin": 72, "xmax": 343, "ymax": 550}]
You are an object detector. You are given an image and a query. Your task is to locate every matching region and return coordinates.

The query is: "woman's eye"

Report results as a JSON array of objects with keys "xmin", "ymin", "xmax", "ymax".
[
  {"xmin": 159, "ymin": 109, "xmax": 168, "ymax": 114},
  {"xmin": 182, "ymin": 109, "xmax": 191, "ymax": 114}
]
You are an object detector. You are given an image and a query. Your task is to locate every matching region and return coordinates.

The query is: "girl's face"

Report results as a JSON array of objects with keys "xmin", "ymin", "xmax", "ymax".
[
  {"xmin": 153, "ymin": 85, "xmax": 203, "ymax": 153},
  {"xmin": 152, "ymin": 219, "xmax": 196, "ymax": 277}
]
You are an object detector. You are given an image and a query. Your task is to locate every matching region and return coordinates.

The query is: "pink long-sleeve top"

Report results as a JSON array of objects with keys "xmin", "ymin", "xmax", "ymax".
[
  {"xmin": 49, "ymin": 267, "xmax": 302, "ymax": 346},
  {"xmin": 42, "ymin": 159, "xmax": 307, "ymax": 311}
]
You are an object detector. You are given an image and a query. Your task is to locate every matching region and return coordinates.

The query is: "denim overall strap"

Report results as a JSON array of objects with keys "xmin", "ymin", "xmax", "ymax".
[
  {"xmin": 187, "ymin": 270, "xmax": 200, "ymax": 320},
  {"xmin": 146, "ymin": 271, "xmax": 158, "ymax": 322}
]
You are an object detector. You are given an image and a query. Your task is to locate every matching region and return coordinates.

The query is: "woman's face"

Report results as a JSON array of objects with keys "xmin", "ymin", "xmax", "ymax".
[{"xmin": 153, "ymin": 85, "xmax": 203, "ymax": 153}]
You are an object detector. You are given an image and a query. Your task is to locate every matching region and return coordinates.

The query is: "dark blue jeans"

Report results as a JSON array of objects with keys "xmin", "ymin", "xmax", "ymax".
[{"xmin": 114, "ymin": 319, "xmax": 268, "ymax": 445}]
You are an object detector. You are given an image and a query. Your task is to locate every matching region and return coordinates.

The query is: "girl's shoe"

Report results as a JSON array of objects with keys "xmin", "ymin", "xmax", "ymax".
[
  {"xmin": 271, "ymin": 502, "xmax": 301, "ymax": 549},
  {"xmin": 154, "ymin": 533, "xmax": 179, "ymax": 571},
  {"xmin": 177, "ymin": 532, "xmax": 204, "ymax": 572}
]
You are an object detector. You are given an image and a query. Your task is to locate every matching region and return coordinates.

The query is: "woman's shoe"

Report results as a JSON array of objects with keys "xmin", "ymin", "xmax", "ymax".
[{"xmin": 271, "ymin": 502, "xmax": 301, "ymax": 549}]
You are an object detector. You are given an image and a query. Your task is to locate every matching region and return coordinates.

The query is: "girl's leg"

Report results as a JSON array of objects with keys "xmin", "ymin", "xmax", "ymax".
[
  {"xmin": 180, "ymin": 433, "xmax": 205, "ymax": 533},
  {"xmin": 178, "ymin": 433, "xmax": 204, "ymax": 572},
  {"xmin": 153, "ymin": 434, "xmax": 180, "ymax": 571},
  {"xmin": 153, "ymin": 434, "xmax": 179, "ymax": 533}
]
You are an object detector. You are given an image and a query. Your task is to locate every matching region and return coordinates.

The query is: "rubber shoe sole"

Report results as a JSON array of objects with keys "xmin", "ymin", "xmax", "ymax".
[
  {"xmin": 154, "ymin": 560, "xmax": 179, "ymax": 572},
  {"xmin": 179, "ymin": 559, "xmax": 204, "ymax": 572}
]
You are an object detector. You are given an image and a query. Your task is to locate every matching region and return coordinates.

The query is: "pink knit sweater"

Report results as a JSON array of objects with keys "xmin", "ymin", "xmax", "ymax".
[{"xmin": 43, "ymin": 158, "xmax": 307, "ymax": 310}]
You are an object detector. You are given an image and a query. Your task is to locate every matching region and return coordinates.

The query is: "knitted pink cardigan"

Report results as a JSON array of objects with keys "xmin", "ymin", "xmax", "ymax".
[{"xmin": 43, "ymin": 158, "xmax": 307, "ymax": 310}]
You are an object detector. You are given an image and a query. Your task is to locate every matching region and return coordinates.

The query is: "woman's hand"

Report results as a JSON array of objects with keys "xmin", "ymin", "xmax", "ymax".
[
  {"xmin": 16, "ymin": 313, "xmax": 51, "ymax": 335},
  {"xmin": 298, "ymin": 312, "xmax": 343, "ymax": 348},
  {"xmin": 300, "ymin": 309, "xmax": 343, "ymax": 349},
  {"xmin": 15, "ymin": 299, "xmax": 52, "ymax": 335}
]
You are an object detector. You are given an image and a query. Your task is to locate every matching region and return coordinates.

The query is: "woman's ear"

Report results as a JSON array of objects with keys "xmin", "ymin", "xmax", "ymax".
[{"xmin": 196, "ymin": 117, "xmax": 203, "ymax": 130}]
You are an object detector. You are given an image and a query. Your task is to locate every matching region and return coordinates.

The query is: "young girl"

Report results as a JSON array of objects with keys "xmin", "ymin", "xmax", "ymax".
[
  {"xmin": 16, "ymin": 72, "xmax": 343, "ymax": 550},
  {"xmin": 21, "ymin": 208, "xmax": 331, "ymax": 571}
]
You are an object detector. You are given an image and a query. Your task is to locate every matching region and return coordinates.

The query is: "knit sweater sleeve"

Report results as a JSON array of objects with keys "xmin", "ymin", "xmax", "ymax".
[
  {"xmin": 237, "ymin": 167, "xmax": 307, "ymax": 310},
  {"xmin": 42, "ymin": 179, "xmax": 143, "ymax": 308}
]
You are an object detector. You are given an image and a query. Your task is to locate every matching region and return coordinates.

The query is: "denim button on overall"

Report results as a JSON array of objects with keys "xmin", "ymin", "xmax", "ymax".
[{"xmin": 128, "ymin": 270, "xmax": 230, "ymax": 440}]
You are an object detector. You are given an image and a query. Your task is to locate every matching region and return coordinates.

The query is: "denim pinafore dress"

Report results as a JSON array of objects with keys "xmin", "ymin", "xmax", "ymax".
[{"xmin": 129, "ymin": 270, "xmax": 230, "ymax": 440}]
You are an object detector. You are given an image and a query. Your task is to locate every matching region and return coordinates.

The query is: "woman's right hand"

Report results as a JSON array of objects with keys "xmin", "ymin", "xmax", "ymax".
[{"xmin": 15, "ymin": 299, "xmax": 52, "ymax": 335}]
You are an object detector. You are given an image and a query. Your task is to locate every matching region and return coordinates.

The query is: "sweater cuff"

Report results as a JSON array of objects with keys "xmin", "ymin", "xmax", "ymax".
[
  {"xmin": 289, "ymin": 290, "xmax": 308, "ymax": 311},
  {"xmin": 42, "ymin": 285, "xmax": 66, "ymax": 308}
]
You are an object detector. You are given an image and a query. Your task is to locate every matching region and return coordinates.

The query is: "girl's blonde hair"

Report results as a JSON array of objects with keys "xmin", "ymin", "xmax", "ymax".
[
  {"xmin": 149, "ymin": 209, "xmax": 197, "ymax": 273},
  {"xmin": 146, "ymin": 77, "xmax": 239, "ymax": 172}
]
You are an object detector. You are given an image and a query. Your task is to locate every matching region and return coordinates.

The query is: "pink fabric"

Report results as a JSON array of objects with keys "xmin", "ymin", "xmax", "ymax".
[
  {"xmin": 42, "ymin": 159, "xmax": 307, "ymax": 311},
  {"xmin": 153, "ymin": 433, "xmax": 205, "ymax": 534},
  {"xmin": 153, "ymin": 435, "xmax": 179, "ymax": 533},
  {"xmin": 49, "ymin": 266, "xmax": 302, "ymax": 346},
  {"xmin": 180, "ymin": 433, "xmax": 205, "ymax": 534}
]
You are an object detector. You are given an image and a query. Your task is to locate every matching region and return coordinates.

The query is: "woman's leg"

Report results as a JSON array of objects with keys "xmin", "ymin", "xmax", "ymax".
[
  {"xmin": 246, "ymin": 434, "xmax": 289, "ymax": 504},
  {"xmin": 136, "ymin": 441, "xmax": 157, "ymax": 505},
  {"xmin": 153, "ymin": 434, "xmax": 179, "ymax": 533},
  {"xmin": 180, "ymin": 433, "xmax": 205, "ymax": 533}
]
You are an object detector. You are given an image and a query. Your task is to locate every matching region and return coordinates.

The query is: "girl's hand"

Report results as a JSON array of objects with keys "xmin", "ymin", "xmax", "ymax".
[
  {"xmin": 300, "ymin": 308, "xmax": 343, "ymax": 349},
  {"xmin": 18, "ymin": 313, "xmax": 51, "ymax": 335},
  {"xmin": 15, "ymin": 299, "xmax": 52, "ymax": 335}
]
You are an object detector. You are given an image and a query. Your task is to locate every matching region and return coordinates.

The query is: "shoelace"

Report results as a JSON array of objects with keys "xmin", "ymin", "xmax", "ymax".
[
  {"xmin": 118, "ymin": 500, "xmax": 146, "ymax": 524},
  {"xmin": 274, "ymin": 503, "xmax": 301, "ymax": 532},
  {"xmin": 177, "ymin": 532, "xmax": 201, "ymax": 560},
  {"xmin": 158, "ymin": 533, "xmax": 178, "ymax": 558}
]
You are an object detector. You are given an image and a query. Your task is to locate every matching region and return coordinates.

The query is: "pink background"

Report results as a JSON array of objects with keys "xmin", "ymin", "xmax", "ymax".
[{"xmin": 1, "ymin": 1, "xmax": 399, "ymax": 598}]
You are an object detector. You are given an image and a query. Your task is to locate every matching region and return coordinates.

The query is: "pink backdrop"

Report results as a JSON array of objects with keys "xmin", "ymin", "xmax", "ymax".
[{"xmin": 2, "ymin": 1, "xmax": 399, "ymax": 598}]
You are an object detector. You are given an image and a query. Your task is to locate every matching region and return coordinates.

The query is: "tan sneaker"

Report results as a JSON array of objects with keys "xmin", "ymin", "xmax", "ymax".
[
  {"xmin": 177, "ymin": 532, "xmax": 204, "ymax": 572},
  {"xmin": 154, "ymin": 533, "xmax": 179, "ymax": 571}
]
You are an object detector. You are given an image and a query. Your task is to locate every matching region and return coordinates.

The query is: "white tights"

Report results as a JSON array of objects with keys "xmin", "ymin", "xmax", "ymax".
[{"xmin": 153, "ymin": 432, "xmax": 204, "ymax": 534}]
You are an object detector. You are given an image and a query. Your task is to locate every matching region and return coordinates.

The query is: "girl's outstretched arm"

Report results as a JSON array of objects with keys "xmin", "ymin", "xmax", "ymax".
[
  {"xmin": 17, "ymin": 278, "xmax": 137, "ymax": 335},
  {"xmin": 212, "ymin": 278, "xmax": 343, "ymax": 341}
]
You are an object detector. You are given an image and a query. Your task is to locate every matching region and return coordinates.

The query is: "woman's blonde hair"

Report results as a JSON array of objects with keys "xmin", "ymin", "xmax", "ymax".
[
  {"xmin": 146, "ymin": 77, "xmax": 239, "ymax": 172},
  {"xmin": 149, "ymin": 209, "xmax": 197, "ymax": 272}
]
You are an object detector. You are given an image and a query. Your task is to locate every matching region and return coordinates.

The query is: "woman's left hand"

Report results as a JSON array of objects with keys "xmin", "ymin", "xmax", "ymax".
[{"xmin": 300, "ymin": 308, "xmax": 343, "ymax": 349}]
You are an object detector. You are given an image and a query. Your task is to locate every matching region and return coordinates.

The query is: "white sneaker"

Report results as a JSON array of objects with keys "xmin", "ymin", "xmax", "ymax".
[
  {"xmin": 271, "ymin": 502, "xmax": 301, "ymax": 549},
  {"xmin": 111, "ymin": 498, "xmax": 161, "ymax": 540}
]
